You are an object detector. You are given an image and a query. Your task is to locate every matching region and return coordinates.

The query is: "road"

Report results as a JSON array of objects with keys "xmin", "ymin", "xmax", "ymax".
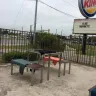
[{"xmin": 0, "ymin": 38, "xmax": 29, "ymax": 45}]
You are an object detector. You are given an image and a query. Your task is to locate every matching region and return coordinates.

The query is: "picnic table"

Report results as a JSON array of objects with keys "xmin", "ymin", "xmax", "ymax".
[
  {"xmin": 43, "ymin": 53, "xmax": 71, "ymax": 80},
  {"xmin": 11, "ymin": 59, "xmax": 43, "ymax": 85}
]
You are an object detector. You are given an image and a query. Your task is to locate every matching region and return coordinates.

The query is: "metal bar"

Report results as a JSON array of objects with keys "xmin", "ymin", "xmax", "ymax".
[
  {"xmin": 16, "ymin": 31, "xmax": 18, "ymax": 52},
  {"xmin": 93, "ymin": 44, "xmax": 95, "ymax": 66},
  {"xmin": 24, "ymin": 31, "xmax": 26, "ymax": 53},
  {"xmin": 63, "ymin": 63, "xmax": 66, "ymax": 76},
  {"xmin": 72, "ymin": 36, "xmax": 75, "ymax": 62},
  {"xmin": 25, "ymin": 31, "xmax": 27, "ymax": 52},
  {"xmin": 95, "ymin": 47, "xmax": 96, "ymax": 66},
  {"xmin": 69, "ymin": 61, "xmax": 71, "ymax": 74},
  {"xmin": 8, "ymin": 30, "xmax": 10, "ymax": 53},
  {"xmin": 89, "ymin": 45, "xmax": 91, "ymax": 66},
  {"xmin": 22, "ymin": 29, "xmax": 24, "ymax": 53},
  {"xmin": 4, "ymin": 29, "xmax": 7, "ymax": 55},
  {"xmin": 91, "ymin": 35, "xmax": 95, "ymax": 66},
  {"xmin": 47, "ymin": 53, "xmax": 50, "ymax": 80},
  {"xmin": 79, "ymin": 36, "xmax": 81, "ymax": 63},
  {"xmin": 19, "ymin": 31, "xmax": 21, "ymax": 52},
  {"xmin": 14, "ymin": 29, "xmax": 15, "ymax": 52},
  {"xmin": 31, "ymin": 69, "xmax": 35, "ymax": 86},
  {"xmin": 10, "ymin": 30, "xmax": 12, "ymax": 52},
  {"xmin": 86, "ymin": 37, "xmax": 90, "ymax": 65},
  {"xmin": 11, "ymin": 63, "xmax": 13, "ymax": 75},
  {"xmin": 58, "ymin": 53, "xmax": 62, "ymax": 77},
  {"xmin": 40, "ymin": 67, "xmax": 43, "ymax": 83},
  {"xmin": 21, "ymin": 30, "xmax": 23, "ymax": 53},
  {"xmin": 2, "ymin": 29, "xmax": 4, "ymax": 57},
  {"xmin": 27, "ymin": 32, "xmax": 29, "ymax": 50},
  {"xmin": 69, "ymin": 39, "xmax": 71, "ymax": 61},
  {"xmin": 0, "ymin": 29, "xmax": 1, "ymax": 61},
  {"xmin": 0, "ymin": 29, "xmax": 3, "ymax": 59}
]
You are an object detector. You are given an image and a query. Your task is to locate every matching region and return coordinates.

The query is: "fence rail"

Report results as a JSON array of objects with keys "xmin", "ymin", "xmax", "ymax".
[
  {"xmin": 63, "ymin": 35, "xmax": 96, "ymax": 67},
  {"xmin": 0, "ymin": 27, "xmax": 96, "ymax": 67}
]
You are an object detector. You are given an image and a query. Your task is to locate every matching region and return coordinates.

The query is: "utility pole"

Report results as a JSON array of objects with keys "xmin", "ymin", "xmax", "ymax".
[
  {"xmin": 30, "ymin": 25, "xmax": 33, "ymax": 36},
  {"xmin": 48, "ymin": 29, "xmax": 50, "ymax": 33},
  {"xmin": 22, "ymin": 27, "xmax": 23, "ymax": 31},
  {"xmin": 30, "ymin": 25, "xmax": 33, "ymax": 32},
  {"xmin": 30, "ymin": 25, "xmax": 33, "ymax": 44},
  {"xmin": 41, "ymin": 25, "xmax": 42, "ymax": 32},
  {"xmin": 56, "ymin": 29, "xmax": 57, "ymax": 35},
  {"xmin": 33, "ymin": 0, "xmax": 38, "ymax": 47}
]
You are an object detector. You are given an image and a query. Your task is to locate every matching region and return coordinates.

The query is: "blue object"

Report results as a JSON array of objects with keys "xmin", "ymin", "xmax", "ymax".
[
  {"xmin": 11, "ymin": 59, "xmax": 32, "ymax": 66},
  {"xmin": 11, "ymin": 59, "xmax": 38, "ymax": 75},
  {"xmin": 90, "ymin": 88, "xmax": 96, "ymax": 96}
]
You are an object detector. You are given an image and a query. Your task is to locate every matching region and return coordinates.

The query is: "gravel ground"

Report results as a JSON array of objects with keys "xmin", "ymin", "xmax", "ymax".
[{"xmin": 0, "ymin": 63, "xmax": 96, "ymax": 96}]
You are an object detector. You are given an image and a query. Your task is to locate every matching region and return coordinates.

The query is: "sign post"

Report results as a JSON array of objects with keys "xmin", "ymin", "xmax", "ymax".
[
  {"xmin": 82, "ymin": 34, "xmax": 87, "ymax": 54},
  {"xmin": 74, "ymin": 0, "xmax": 96, "ymax": 54},
  {"xmin": 82, "ymin": 16, "xmax": 89, "ymax": 54}
]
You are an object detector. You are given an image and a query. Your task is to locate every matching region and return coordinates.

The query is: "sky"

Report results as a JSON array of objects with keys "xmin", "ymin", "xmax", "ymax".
[{"xmin": 0, "ymin": 0, "xmax": 85, "ymax": 35}]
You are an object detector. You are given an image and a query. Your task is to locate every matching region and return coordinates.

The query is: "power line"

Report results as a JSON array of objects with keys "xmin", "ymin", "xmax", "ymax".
[
  {"xmin": 13, "ymin": 0, "xmax": 26, "ymax": 26},
  {"xmin": 39, "ymin": 0, "xmax": 78, "ymax": 18},
  {"xmin": 61, "ymin": 0, "xmax": 78, "ymax": 9}
]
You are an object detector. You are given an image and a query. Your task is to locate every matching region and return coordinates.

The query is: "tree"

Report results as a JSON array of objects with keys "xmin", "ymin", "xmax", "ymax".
[{"xmin": 33, "ymin": 32, "xmax": 66, "ymax": 51}]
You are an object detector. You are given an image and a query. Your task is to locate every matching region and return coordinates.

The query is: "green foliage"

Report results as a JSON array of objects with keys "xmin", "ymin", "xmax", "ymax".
[
  {"xmin": 2, "ymin": 51, "xmax": 39, "ymax": 63},
  {"xmin": 0, "ymin": 29, "xmax": 8, "ymax": 35},
  {"xmin": 35, "ymin": 32, "xmax": 66, "ymax": 51},
  {"xmin": 8, "ymin": 32, "xmax": 18, "ymax": 36},
  {"xmin": 87, "ymin": 36, "xmax": 96, "ymax": 42}
]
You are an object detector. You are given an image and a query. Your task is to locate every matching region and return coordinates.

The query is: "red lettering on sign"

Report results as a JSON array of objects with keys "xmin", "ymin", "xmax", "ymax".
[
  {"xmin": 84, "ymin": 0, "xmax": 96, "ymax": 8},
  {"xmin": 84, "ymin": 0, "xmax": 89, "ymax": 8}
]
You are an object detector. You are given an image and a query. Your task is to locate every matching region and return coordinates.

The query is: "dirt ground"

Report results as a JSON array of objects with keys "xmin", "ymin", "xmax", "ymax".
[{"xmin": 0, "ymin": 63, "xmax": 96, "ymax": 96}]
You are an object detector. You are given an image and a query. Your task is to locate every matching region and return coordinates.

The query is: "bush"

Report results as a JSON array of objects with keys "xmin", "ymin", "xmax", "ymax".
[
  {"xmin": 2, "ymin": 51, "xmax": 39, "ymax": 63},
  {"xmin": 35, "ymin": 32, "xmax": 66, "ymax": 51}
]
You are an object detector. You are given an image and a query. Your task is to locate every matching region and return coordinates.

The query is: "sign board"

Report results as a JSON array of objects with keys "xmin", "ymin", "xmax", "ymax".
[
  {"xmin": 78, "ymin": 0, "xmax": 96, "ymax": 17},
  {"xmin": 73, "ymin": 18, "xmax": 96, "ymax": 34}
]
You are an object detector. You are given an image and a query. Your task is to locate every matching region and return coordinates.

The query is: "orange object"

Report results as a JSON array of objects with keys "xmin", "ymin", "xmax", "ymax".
[{"xmin": 44, "ymin": 56, "xmax": 63, "ymax": 65}]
